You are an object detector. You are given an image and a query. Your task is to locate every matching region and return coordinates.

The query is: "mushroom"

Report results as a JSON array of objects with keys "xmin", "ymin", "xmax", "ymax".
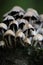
[
  {"xmin": 0, "ymin": 23, "xmax": 7, "ymax": 35},
  {"xmin": 0, "ymin": 23, "xmax": 7, "ymax": 48},
  {"xmin": 39, "ymin": 14, "xmax": 43, "ymax": 23},
  {"xmin": 23, "ymin": 8, "xmax": 39, "ymax": 25},
  {"xmin": 8, "ymin": 6, "xmax": 25, "ymax": 16},
  {"xmin": 16, "ymin": 29, "xmax": 26, "ymax": 48},
  {"xmin": 23, "ymin": 23, "xmax": 37, "ymax": 38},
  {"xmin": 4, "ymin": 30, "xmax": 15, "ymax": 48},
  {"xmin": 9, "ymin": 20, "xmax": 18, "ymax": 33},
  {"xmin": 3, "ymin": 15, "xmax": 14, "ymax": 26},
  {"xmin": 37, "ymin": 28, "xmax": 43, "ymax": 35},
  {"xmin": 18, "ymin": 19, "xmax": 28, "ymax": 30},
  {"xmin": 32, "ymin": 34, "xmax": 43, "ymax": 49},
  {"xmin": 23, "ymin": 37, "xmax": 31, "ymax": 47}
]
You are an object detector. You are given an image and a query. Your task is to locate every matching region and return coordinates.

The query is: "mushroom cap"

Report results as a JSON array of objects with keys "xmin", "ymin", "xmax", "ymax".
[
  {"xmin": 4, "ymin": 30, "xmax": 15, "ymax": 37},
  {"xmin": 39, "ymin": 14, "xmax": 43, "ymax": 22},
  {"xmin": 3, "ymin": 6, "xmax": 25, "ymax": 18},
  {"xmin": 23, "ymin": 23, "xmax": 34, "ymax": 32},
  {"xmin": 19, "ymin": 11, "xmax": 24, "ymax": 16},
  {"xmin": 0, "ymin": 23, "xmax": 7, "ymax": 30},
  {"xmin": 10, "ymin": 6, "xmax": 25, "ymax": 13},
  {"xmin": 16, "ymin": 29, "xmax": 25, "ymax": 40},
  {"xmin": 27, "ymin": 8, "xmax": 39, "ymax": 17},
  {"xmin": 23, "ymin": 8, "xmax": 39, "ymax": 20},
  {"xmin": 18, "ymin": 19, "xmax": 28, "ymax": 24},
  {"xmin": 9, "ymin": 20, "xmax": 18, "ymax": 28},
  {"xmin": 3, "ymin": 15, "xmax": 14, "ymax": 21},
  {"xmin": 33, "ymin": 34, "xmax": 43, "ymax": 41},
  {"xmin": 24, "ymin": 37, "xmax": 31, "ymax": 45}
]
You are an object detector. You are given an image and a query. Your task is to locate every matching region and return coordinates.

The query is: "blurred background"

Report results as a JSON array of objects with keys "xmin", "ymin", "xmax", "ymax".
[{"xmin": 0, "ymin": 0, "xmax": 43, "ymax": 22}]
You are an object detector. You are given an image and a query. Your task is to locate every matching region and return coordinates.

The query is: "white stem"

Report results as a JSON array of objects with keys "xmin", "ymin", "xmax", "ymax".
[{"xmin": 8, "ymin": 36, "xmax": 12, "ymax": 46}]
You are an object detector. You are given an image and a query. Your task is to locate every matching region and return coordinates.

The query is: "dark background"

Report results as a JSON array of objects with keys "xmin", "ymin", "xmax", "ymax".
[{"xmin": 0, "ymin": 0, "xmax": 43, "ymax": 22}]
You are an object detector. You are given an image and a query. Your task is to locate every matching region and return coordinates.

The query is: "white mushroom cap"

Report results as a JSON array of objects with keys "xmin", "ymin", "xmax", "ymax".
[
  {"xmin": 23, "ymin": 8, "xmax": 39, "ymax": 20},
  {"xmin": 19, "ymin": 11, "xmax": 24, "ymax": 16},
  {"xmin": 27, "ymin": 8, "xmax": 39, "ymax": 17},
  {"xmin": 10, "ymin": 6, "xmax": 25, "ymax": 13},
  {"xmin": 3, "ymin": 6, "xmax": 25, "ymax": 18},
  {"xmin": 9, "ymin": 20, "xmax": 18, "ymax": 28},
  {"xmin": 0, "ymin": 23, "xmax": 7, "ymax": 30},
  {"xmin": 38, "ymin": 28, "xmax": 43, "ymax": 35},
  {"xmin": 30, "ymin": 30, "xmax": 37, "ymax": 36},
  {"xmin": 3, "ymin": 15, "xmax": 14, "ymax": 21},
  {"xmin": 23, "ymin": 11, "xmax": 38, "ymax": 19},
  {"xmin": 18, "ymin": 19, "xmax": 28, "ymax": 24},
  {"xmin": 23, "ymin": 23, "xmax": 34, "ymax": 32},
  {"xmin": 33, "ymin": 34, "xmax": 43, "ymax": 41},
  {"xmin": 16, "ymin": 29, "xmax": 25, "ymax": 40},
  {"xmin": 4, "ymin": 30, "xmax": 15, "ymax": 37},
  {"xmin": 39, "ymin": 14, "xmax": 43, "ymax": 22},
  {"xmin": 24, "ymin": 37, "xmax": 31, "ymax": 45}
]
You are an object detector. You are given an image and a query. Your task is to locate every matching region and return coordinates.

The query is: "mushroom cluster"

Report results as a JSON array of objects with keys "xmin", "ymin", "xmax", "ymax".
[{"xmin": 0, "ymin": 6, "xmax": 43, "ymax": 49}]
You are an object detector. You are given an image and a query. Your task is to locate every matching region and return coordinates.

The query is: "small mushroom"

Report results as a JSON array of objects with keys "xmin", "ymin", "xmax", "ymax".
[
  {"xmin": 9, "ymin": 20, "xmax": 18, "ymax": 33},
  {"xmin": 4, "ymin": 30, "xmax": 15, "ymax": 48},
  {"xmin": 0, "ymin": 23, "xmax": 7, "ymax": 35},
  {"xmin": 23, "ymin": 8, "xmax": 39, "ymax": 26},
  {"xmin": 23, "ymin": 23, "xmax": 37, "ymax": 37},
  {"xmin": 16, "ymin": 29, "xmax": 25, "ymax": 47},
  {"xmin": 32, "ymin": 34, "xmax": 43, "ymax": 49},
  {"xmin": 3, "ymin": 15, "xmax": 14, "ymax": 26},
  {"xmin": 18, "ymin": 19, "xmax": 28, "ymax": 30},
  {"xmin": 9, "ymin": 6, "xmax": 25, "ymax": 15},
  {"xmin": 23, "ymin": 37, "xmax": 31, "ymax": 47}
]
